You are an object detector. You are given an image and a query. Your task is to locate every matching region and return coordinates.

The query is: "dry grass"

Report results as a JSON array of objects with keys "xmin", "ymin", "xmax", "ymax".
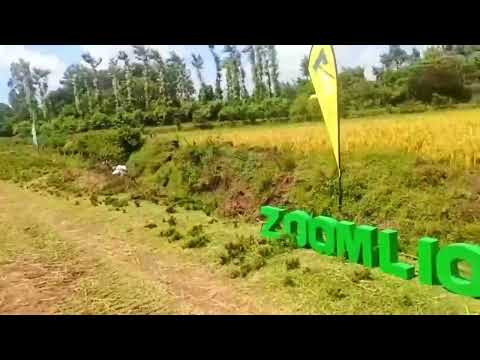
[{"xmin": 179, "ymin": 109, "xmax": 480, "ymax": 169}]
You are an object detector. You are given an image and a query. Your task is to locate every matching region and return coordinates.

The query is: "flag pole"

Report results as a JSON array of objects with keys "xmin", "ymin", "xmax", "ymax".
[{"xmin": 331, "ymin": 45, "xmax": 343, "ymax": 210}]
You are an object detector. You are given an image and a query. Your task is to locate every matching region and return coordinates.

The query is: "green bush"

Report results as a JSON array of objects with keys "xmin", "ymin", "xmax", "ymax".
[
  {"xmin": 118, "ymin": 110, "xmax": 143, "ymax": 128},
  {"xmin": 395, "ymin": 101, "xmax": 429, "ymax": 114},
  {"xmin": 142, "ymin": 110, "xmax": 157, "ymax": 126},
  {"xmin": 0, "ymin": 119, "xmax": 13, "ymax": 137},
  {"xmin": 193, "ymin": 101, "xmax": 223, "ymax": 123},
  {"xmin": 153, "ymin": 104, "xmax": 177, "ymax": 125},
  {"xmin": 88, "ymin": 111, "xmax": 114, "ymax": 130},
  {"xmin": 245, "ymin": 102, "xmax": 265, "ymax": 121},
  {"xmin": 12, "ymin": 121, "xmax": 32, "ymax": 137},
  {"xmin": 61, "ymin": 104, "xmax": 77, "ymax": 117},
  {"xmin": 431, "ymin": 93, "xmax": 453, "ymax": 108},
  {"xmin": 218, "ymin": 104, "xmax": 246, "ymax": 122},
  {"xmin": 263, "ymin": 98, "xmax": 290, "ymax": 119},
  {"xmin": 289, "ymin": 95, "xmax": 322, "ymax": 122},
  {"xmin": 40, "ymin": 131, "xmax": 68, "ymax": 149},
  {"xmin": 408, "ymin": 58, "xmax": 473, "ymax": 103},
  {"xmin": 180, "ymin": 101, "xmax": 198, "ymax": 122},
  {"xmin": 63, "ymin": 127, "xmax": 144, "ymax": 162}
]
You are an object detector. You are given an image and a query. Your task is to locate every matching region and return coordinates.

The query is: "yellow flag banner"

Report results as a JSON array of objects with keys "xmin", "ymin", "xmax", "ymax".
[{"xmin": 308, "ymin": 45, "xmax": 340, "ymax": 174}]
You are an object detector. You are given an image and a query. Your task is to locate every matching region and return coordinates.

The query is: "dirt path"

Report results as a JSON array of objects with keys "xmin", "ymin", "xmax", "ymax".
[{"xmin": 0, "ymin": 182, "xmax": 276, "ymax": 314}]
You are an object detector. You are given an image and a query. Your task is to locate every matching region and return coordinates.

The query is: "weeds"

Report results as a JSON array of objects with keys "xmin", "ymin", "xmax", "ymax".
[{"xmin": 285, "ymin": 257, "xmax": 300, "ymax": 271}]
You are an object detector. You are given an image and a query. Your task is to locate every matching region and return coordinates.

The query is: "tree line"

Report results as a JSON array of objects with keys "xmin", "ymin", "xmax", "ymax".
[{"xmin": 1, "ymin": 45, "xmax": 480, "ymax": 140}]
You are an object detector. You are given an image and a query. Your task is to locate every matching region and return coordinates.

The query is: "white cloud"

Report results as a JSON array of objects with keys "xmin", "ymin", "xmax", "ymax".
[{"xmin": 0, "ymin": 45, "xmax": 67, "ymax": 93}]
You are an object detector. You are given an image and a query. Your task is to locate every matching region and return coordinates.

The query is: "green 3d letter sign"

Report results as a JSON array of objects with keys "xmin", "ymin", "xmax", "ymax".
[{"xmin": 260, "ymin": 205, "xmax": 480, "ymax": 298}]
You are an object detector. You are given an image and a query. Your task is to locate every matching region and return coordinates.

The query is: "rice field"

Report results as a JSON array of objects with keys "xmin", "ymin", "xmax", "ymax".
[{"xmin": 178, "ymin": 109, "xmax": 480, "ymax": 169}]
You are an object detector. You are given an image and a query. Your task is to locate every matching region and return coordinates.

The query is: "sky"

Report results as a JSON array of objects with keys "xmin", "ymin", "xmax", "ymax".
[{"xmin": 0, "ymin": 45, "xmax": 429, "ymax": 105}]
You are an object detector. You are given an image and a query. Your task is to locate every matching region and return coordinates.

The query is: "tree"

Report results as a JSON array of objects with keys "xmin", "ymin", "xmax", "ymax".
[
  {"xmin": 223, "ymin": 58, "xmax": 234, "ymax": 101},
  {"xmin": 117, "ymin": 51, "xmax": 133, "ymax": 109},
  {"xmin": 133, "ymin": 45, "xmax": 153, "ymax": 110},
  {"xmin": 223, "ymin": 46, "xmax": 242, "ymax": 101},
  {"xmin": 8, "ymin": 59, "xmax": 38, "ymax": 146},
  {"xmin": 240, "ymin": 65, "xmax": 248, "ymax": 100},
  {"xmin": 166, "ymin": 52, "xmax": 195, "ymax": 104},
  {"xmin": 80, "ymin": 68, "xmax": 94, "ymax": 114},
  {"xmin": 81, "ymin": 52, "xmax": 103, "ymax": 106},
  {"xmin": 150, "ymin": 49, "xmax": 169, "ymax": 105},
  {"xmin": 380, "ymin": 45, "xmax": 409, "ymax": 70},
  {"xmin": 0, "ymin": 103, "xmax": 13, "ymax": 136},
  {"xmin": 372, "ymin": 66, "xmax": 385, "ymax": 81},
  {"xmin": 261, "ymin": 46, "xmax": 273, "ymax": 97},
  {"xmin": 299, "ymin": 55, "xmax": 309, "ymax": 81},
  {"xmin": 243, "ymin": 45, "xmax": 259, "ymax": 96},
  {"xmin": 32, "ymin": 67, "xmax": 51, "ymax": 121},
  {"xmin": 60, "ymin": 64, "xmax": 85, "ymax": 116},
  {"xmin": 191, "ymin": 53, "xmax": 215, "ymax": 103},
  {"xmin": 254, "ymin": 45, "xmax": 267, "ymax": 99},
  {"xmin": 191, "ymin": 53, "xmax": 205, "ymax": 86},
  {"xmin": 108, "ymin": 58, "xmax": 122, "ymax": 114},
  {"xmin": 208, "ymin": 45, "xmax": 223, "ymax": 100},
  {"xmin": 423, "ymin": 46, "xmax": 444, "ymax": 62},
  {"xmin": 411, "ymin": 47, "xmax": 421, "ymax": 62},
  {"xmin": 267, "ymin": 45, "xmax": 280, "ymax": 96},
  {"xmin": 408, "ymin": 56, "xmax": 471, "ymax": 102}
]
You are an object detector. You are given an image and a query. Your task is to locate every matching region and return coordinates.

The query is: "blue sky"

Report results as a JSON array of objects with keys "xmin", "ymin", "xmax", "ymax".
[{"xmin": 0, "ymin": 45, "xmax": 428, "ymax": 105}]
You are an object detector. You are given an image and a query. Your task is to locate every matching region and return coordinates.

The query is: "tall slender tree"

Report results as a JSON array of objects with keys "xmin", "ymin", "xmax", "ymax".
[
  {"xmin": 299, "ymin": 55, "xmax": 309, "ymax": 81},
  {"xmin": 191, "ymin": 54, "xmax": 205, "ymax": 86},
  {"xmin": 133, "ymin": 45, "xmax": 152, "ymax": 110},
  {"xmin": 81, "ymin": 52, "xmax": 102, "ymax": 106},
  {"xmin": 254, "ymin": 45, "xmax": 266, "ymax": 99},
  {"xmin": 267, "ymin": 45, "xmax": 280, "ymax": 96},
  {"xmin": 8, "ymin": 60, "xmax": 38, "ymax": 147},
  {"xmin": 223, "ymin": 46, "xmax": 241, "ymax": 101},
  {"xmin": 166, "ymin": 52, "xmax": 195, "ymax": 103},
  {"xmin": 108, "ymin": 58, "xmax": 122, "ymax": 114},
  {"xmin": 243, "ymin": 45, "xmax": 259, "ymax": 96},
  {"xmin": 60, "ymin": 64, "xmax": 84, "ymax": 116},
  {"xmin": 117, "ymin": 51, "xmax": 133, "ymax": 109},
  {"xmin": 71, "ymin": 73, "xmax": 82, "ymax": 116},
  {"xmin": 32, "ymin": 67, "xmax": 51, "ymax": 120},
  {"xmin": 208, "ymin": 45, "xmax": 223, "ymax": 100},
  {"xmin": 150, "ymin": 49, "xmax": 169, "ymax": 105},
  {"xmin": 191, "ymin": 53, "xmax": 214, "ymax": 102},
  {"xmin": 261, "ymin": 46, "xmax": 273, "ymax": 97}
]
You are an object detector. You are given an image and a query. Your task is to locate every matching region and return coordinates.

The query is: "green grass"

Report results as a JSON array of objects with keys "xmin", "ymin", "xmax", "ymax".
[
  {"xmin": 2, "ymin": 119, "xmax": 480, "ymax": 314},
  {"xmin": 0, "ymin": 211, "xmax": 172, "ymax": 314}
]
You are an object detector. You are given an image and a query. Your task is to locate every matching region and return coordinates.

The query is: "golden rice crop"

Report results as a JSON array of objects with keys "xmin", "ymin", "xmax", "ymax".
[{"xmin": 181, "ymin": 109, "xmax": 480, "ymax": 169}]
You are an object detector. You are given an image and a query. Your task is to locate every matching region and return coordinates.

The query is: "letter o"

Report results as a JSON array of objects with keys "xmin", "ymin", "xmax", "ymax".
[
  {"xmin": 308, "ymin": 216, "xmax": 337, "ymax": 256},
  {"xmin": 282, "ymin": 210, "xmax": 311, "ymax": 248},
  {"xmin": 436, "ymin": 243, "xmax": 480, "ymax": 298}
]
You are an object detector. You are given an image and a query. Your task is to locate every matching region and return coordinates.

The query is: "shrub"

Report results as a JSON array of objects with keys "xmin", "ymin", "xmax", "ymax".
[
  {"xmin": 142, "ymin": 110, "xmax": 157, "ymax": 126},
  {"xmin": 192, "ymin": 101, "xmax": 223, "ymax": 123},
  {"xmin": 245, "ymin": 102, "xmax": 265, "ymax": 121},
  {"xmin": 218, "ymin": 104, "xmax": 246, "ymax": 122},
  {"xmin": 289, "ymin": 95, "xmax": 322, "ymax": 122},
  {"xmin": 431, "ymin": 93, "xmax": 457, "ymax": 109},
  {"xmin": 0, "ymin": 119, "xmax": 13, "ymax": 137},
  {"xmin": 12, "ymin": 121, "xmax": 32, "ymax": 137},
  {"xmin": 285, "ymin": 257, "xmax": 301, "ymax": 270},
  {"xmin": 263, "ymin": 98, "xmax": 290, "ymax": 119},
  {"xmin": 180, "ymin": 101, "xmax": 198, "ymax": 122},
  {"xmin": 61, "ymin": 104, "xmax": 77, "ymax": 117},
  {"xmin": 408, "ymin": 58, "xmax": 473, "ymax": 103},
  {"xmin": 88, "ymin": 111, "xmax": 114, "ymax": 130},
  {"xmin": 63, "ymin": 127, "xmax": 144, "ymax": 162},
  {"xmin": 153, "ymin": 104, "xmax": 179, "ymax": 126}
]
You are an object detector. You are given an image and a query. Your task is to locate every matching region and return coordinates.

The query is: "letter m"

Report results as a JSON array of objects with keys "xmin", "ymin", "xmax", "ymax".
[{"xmin": 336, "ymin": 221, "xmax": 379, "ymax": 268}]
